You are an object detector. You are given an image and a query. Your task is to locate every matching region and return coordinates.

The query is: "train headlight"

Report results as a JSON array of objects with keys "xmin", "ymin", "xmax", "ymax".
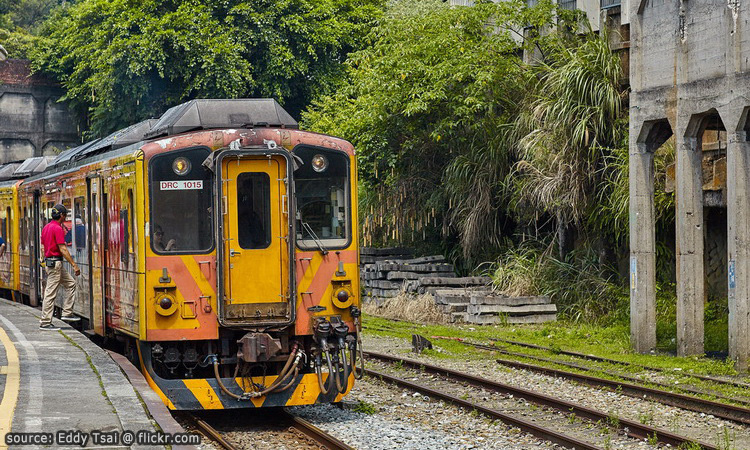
[
  {"xmin": 311, "ymin": 154, "xmax": 328, "ymax": 172},
  {"xmin": 155, "ymin": 294, "xmax": 178, "ymax": 316},
  {"xmin": 332, "ymin": 288, "xmax": 353, "ymax": 309},
  {"xmin": 172, "ymin": 157, "xmax": 191, "ymax": 176}
]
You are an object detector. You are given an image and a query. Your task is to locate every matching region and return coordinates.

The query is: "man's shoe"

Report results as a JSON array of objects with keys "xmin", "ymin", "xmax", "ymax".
[
  {"xmin": 39, "ymin": 324, "xmax": 61, "ymax": 330},
  {"xmin": 60, "ymin": 315, "xmax": 80, "ymax": 322}
]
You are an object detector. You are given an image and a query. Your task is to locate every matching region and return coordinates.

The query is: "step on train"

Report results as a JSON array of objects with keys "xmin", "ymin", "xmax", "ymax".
[{"xmin": 0, "ymin": 99, "xmax": 362, "ymax": 409}]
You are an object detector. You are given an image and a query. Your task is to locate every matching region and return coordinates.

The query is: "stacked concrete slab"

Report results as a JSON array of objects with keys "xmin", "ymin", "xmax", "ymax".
[{"xmin": 360, "ymin": 247, "xmax": 557, "ymax": 324}]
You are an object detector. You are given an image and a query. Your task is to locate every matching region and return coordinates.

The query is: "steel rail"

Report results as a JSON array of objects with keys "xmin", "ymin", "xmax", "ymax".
[
  {"xmin": 365, "ymin": 367, "xmax": 601, "ymax": 450},
  {"xmin": 364, "ymin": 351, "xmax": 717, "ymax": 450},
  {"xmin": 187, "ymin": 414, "xmax": 240, "ymax": 450},
  {"xmin": 280, "ymin": 410, "xmax": 355, "ymax": 450},
  {"xmin": 489, "ymin": 337, "xmax": 750, "ymax": 390},
  {"xmin": 494, "ymin": 357, "xmax": 750, "ymax": 426},
  {"xmin": 444, "ymin": 338, "xmax": 750, "ymax": 410}
]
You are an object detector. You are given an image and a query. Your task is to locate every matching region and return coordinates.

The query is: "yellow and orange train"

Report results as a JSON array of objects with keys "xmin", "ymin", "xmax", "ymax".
[{"xmin": 0, "ymin": 99, "xmax": 362, "ymax": 410}]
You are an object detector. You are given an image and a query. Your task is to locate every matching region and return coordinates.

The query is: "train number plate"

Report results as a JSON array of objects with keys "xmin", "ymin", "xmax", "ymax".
[{"xmin": 160, "ymin": 180, "xmax": 203, "ymax": 190}]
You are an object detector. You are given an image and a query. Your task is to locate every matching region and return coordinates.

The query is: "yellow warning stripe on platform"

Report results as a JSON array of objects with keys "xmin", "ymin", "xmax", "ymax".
[{"xmin": 0, "ymin": 327, "xmax": 19, "ymax": 449}]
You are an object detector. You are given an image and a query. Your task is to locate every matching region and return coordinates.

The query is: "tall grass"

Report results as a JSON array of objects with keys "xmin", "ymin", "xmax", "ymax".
[{"xmin": 490, "ymin": 241, "xmax": 627, "ymax": 324}]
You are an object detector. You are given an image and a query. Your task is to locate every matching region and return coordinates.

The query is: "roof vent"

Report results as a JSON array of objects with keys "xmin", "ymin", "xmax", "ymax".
[{"xmin": 144, "ymin": 99, "xmax": 297, "ymax": 139}]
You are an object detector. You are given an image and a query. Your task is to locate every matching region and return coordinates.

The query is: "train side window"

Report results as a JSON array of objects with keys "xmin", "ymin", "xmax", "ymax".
[
  {"xmin": 149, "ymin": 147, "xmax": 213, "ymax": 254},
  {"xmin": 237, "ymin": 173, "xmax": 271, "ymax": 249}
]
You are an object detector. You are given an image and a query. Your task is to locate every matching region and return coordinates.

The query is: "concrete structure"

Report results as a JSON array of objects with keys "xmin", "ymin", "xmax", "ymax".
[
  {"xmin": 0, "ymin": 59, "xmax": 79, "ymax": 162},
  {"xmin": 629, "ymin": 0, "xmax": 750, "ymax": 370}
]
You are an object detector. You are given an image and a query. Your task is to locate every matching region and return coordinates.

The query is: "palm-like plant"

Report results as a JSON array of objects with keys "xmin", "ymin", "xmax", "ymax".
[{"xmin": 514, "ymin": 29, "xmax": 626, "ymax": 257}]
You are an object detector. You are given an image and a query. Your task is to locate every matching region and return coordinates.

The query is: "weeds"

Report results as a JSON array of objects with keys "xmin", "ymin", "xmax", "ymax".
[
  {"xmin": 638, "ymin": 409, "xmax": 654, "ymax": 426},
  {"xmin": 716, "ymin": 427, "xmax": 735, "ymax": 450},
  {"xmin": 353, "ymin": 400, "xmax": 377, "ymax": 415}
]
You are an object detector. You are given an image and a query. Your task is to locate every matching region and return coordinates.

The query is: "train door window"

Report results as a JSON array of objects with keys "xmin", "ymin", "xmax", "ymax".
[
  {"xmin": 120, "ymin": 209, "xmax": 128, "ymax": 264},
  {"xmin": 91, "ymin": 194, "xmax": 98, "ymax": 253},
  {"xmin": 73, "ymin": 197, "xmax": 86, "ymax": 262},
  {"xmin": 4, "ymin": 206, "xmax": 10, "ymax": 246},
  {"xmin": 21, "ymin": 206, "xmax": 26, "ymax": 250},
  {"xmin": 62, "ymin": 198, "xmax": 72, "ymax": 247},
  {"xmin": 149, "ymin": 147, "xmax": 213, "ymax": 254},
  {"xmin": 237, "ymin": 173, "xmax": 271, "ymax": 249},
  {"xmin": 127, "ymin": 189, "xmax": 135, "ymax": 253}
]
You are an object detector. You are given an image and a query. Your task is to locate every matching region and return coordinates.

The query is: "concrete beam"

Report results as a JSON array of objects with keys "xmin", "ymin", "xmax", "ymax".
[
  {"xmin": 727, "ymin": 131, "xmax": 750, "ymax": 371},
  {"xmin": 629, "ymin": 141, "xmax": 656, "ymax": 353},
  {"xmin": 675, "ymin": 133, "xmax": 705, "ymax": 357}
]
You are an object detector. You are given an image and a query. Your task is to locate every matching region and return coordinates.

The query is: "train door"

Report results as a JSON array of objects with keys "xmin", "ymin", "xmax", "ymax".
[
  {"xmin": 29, "ymin": 191, "xmax": 41, "ymax": 306},
  {"xmin": 88, "ymin": 177, "xmax": 106, "ymax": 334},
  {"xmin": 216, "ymin": 150, "xmax": 294, "ymax": 327}
]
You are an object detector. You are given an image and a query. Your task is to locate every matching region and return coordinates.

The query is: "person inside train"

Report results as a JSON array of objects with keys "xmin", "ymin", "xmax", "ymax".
[
  {"xmin": 39, "ymin": 203, "xmax": 81, "ymax": 331},
  {"xmin": 153, "ymin": 224, "xmax": 176, "ymax": 252}
]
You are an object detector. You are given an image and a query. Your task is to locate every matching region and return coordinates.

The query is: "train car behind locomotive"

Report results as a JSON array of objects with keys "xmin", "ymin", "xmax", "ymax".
[{"xmin": 2, "ymin": 99, "xmax": 362, "ymax": 410}]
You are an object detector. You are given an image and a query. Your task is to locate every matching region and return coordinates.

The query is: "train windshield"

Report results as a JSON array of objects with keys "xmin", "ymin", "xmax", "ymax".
[
  {"xmin": 149, "ymin": 147, "xmax": 213, "ymax": 253},
  {"xmin": 294, "ymin": 147, "xmax": 350, "ymax": 250}
]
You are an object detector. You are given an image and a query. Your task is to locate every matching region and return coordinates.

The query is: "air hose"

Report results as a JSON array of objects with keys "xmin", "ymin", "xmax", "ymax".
[
  {"xmin": 208, "ymin": 344, "xmax": 302, "ymax": 400},
  {"xmin": 314, "ymin": 343, "xmax": 336, "ymax": 395}
]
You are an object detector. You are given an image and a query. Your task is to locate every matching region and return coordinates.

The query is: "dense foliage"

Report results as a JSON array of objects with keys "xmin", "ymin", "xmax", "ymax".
[
  {"xmin": 304, "ymin": 0, "xmax": 562, "ymax": 264},
  {"xmin": 28, "ymin": 0, "xmax": 384, "ymax": 137}
]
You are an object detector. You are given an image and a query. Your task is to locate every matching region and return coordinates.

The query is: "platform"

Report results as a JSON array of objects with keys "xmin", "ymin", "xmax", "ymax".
[{"xmin": 0, "ymin": 298, "xmax": 182, "ymax": 449}]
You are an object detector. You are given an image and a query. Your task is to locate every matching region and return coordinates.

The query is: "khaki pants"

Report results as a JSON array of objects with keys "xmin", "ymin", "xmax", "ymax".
[{"xmin": 40, "ymin": 262, "xmax": 76, "ymax": 326}]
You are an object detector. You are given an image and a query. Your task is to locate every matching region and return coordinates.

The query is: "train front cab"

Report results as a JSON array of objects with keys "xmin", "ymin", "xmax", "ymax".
[{"xmin": 138, "ymin": 133, "xmax": 361, "ymax": 410}]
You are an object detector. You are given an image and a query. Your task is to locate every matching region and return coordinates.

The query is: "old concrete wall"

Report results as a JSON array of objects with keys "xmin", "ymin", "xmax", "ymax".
[
  {"xmin": 0, "ymin": 59, "xmax": 79, "ymax": 163},
  {"xmin": 630, "ymin": 0, "xmax": 750, "ymax": 369}
]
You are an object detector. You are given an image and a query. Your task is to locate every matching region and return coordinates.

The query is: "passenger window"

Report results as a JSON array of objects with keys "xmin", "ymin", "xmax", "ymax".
[
  {"xmin": 149, "ymin": 147, "xmax": 213, "ymax": 254},
  {"xmin": 237, "ymin": 173, "xmax": 271, "ymax": 249}
]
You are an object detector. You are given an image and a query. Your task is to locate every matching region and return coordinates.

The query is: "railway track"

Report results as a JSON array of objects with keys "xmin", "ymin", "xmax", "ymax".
[
  {"xmin": 184, "ymin": 410, "xmax": 354, "ymax": 450},
  {"xmin": 490, "ymin": 337, "xmax": 750, "ymax": 389},
  {"xmin": 433, "ymin": 337, "xmax": 750, "ymax": 425},
  {"xmin": 364, "ymin": 350, "xmax": 717, "ymax": 450}
]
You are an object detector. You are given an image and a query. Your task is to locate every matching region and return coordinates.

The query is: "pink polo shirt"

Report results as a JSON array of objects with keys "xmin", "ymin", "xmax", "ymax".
[{"xmin": 41, "ymin": 220, "xmax": 65, "ymax": 258}]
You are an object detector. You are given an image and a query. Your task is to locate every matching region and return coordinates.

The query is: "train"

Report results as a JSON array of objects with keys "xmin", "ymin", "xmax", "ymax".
[{"xmin": 0, "ymin": 98, "xmax": 363, "ymax": 410}]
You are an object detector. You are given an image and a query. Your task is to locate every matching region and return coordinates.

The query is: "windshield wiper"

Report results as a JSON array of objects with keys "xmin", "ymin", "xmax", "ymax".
[{"xmin": 301, "ymin": 221, "xmax": 329, "ymax": 255}]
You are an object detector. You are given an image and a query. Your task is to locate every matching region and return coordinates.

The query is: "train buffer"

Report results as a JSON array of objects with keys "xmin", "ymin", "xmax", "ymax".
[{"xmin": 0, "ymin": 298, "xmax": 195, "ymax": 450}]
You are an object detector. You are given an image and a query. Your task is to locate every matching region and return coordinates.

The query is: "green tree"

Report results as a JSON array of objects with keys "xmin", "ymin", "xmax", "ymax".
[
  {"xmin": 304, "ymin": 0, "xmax": 558, "ymax": 263},
  {"xmin": 31, "ymin": 0, "xmax": 384, "ymax": 137}
]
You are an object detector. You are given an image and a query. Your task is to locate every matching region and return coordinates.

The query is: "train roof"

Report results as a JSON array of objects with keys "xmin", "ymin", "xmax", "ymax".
[
  {"xmin": 145, "ymin": 99, "xmax": 297, "ymax": 139},
  {"xmin": 14, "ymin": 98, "xmax": 300, "ymax": 184}
]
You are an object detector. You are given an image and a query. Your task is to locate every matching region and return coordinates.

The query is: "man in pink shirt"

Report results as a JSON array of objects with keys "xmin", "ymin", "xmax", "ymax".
[{"xmin": 39, "ymin": 203, "xmax": 81, "ymax": 330}]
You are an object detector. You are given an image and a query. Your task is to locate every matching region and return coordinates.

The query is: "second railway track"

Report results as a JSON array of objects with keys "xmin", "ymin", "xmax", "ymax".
[
  {"xmin": 364, "ymin": 350, "xmax": 718, "ymax": 450},
  {"xmin": 432, "ymin": 336, "xmax": 750, "ymax": 425}
]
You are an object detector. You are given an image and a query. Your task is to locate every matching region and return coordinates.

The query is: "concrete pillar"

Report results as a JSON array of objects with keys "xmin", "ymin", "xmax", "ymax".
[
  {"xmin": 629, "ymin": 141, "xmax": 656, "ymax": 353},
  {"xmin": 727, "ymin": 131, "xmax": 750, "ymax": 371},
  {"xmin": 675, "ymin": 133, "xmax": 705, "ymax": 356}
]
